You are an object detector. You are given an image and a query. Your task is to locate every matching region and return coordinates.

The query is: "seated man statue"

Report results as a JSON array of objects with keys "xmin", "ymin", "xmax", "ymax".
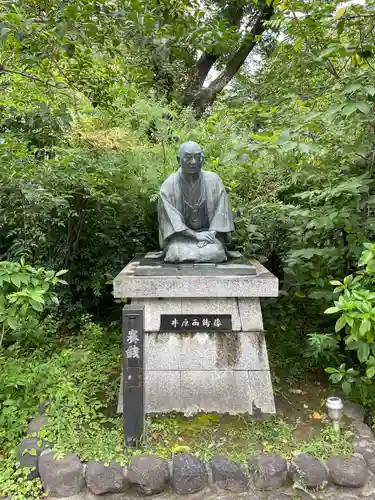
[{"xmin": 158, "ymin": 141, "xmax": 234, "ymax": 263}]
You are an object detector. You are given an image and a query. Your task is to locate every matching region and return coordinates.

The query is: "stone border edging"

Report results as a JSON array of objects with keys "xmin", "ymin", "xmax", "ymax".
[{"xmin": 12, "ymin": 412, "xmax": 375, "ymax": 499}]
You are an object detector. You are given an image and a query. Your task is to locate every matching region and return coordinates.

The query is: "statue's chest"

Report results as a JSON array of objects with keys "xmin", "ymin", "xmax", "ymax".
[{"xmin": 180, "ymin": 182, "xmax": 209, "ymax": 230}]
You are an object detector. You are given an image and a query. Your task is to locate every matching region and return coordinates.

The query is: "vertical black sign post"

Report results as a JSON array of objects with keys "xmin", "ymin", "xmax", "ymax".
[{"xmin": 122, "ymin": 305, "xmax": 144, "ymax": 447}]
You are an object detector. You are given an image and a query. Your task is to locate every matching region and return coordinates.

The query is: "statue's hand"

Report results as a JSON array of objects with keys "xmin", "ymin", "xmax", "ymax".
[
  {"xmin": 197, "ymin": 241, "xmax": 208, "ymax": 248},
  {"xmin": 195, "ymin": 231, "xmax": 216, "ymax": 245}
]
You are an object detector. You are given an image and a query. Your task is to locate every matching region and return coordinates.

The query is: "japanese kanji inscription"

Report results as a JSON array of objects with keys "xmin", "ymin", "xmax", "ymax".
[
  {"xmin": 160, "ymin": 314, "xmax": 232, "ymax": 332},
  {"xmin": 122, "ymin": 306, "xmax": 144, "ymax": 446}
]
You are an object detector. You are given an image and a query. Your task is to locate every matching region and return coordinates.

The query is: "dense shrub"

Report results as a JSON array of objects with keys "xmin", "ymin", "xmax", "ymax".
[{"xmin": 0, "ymin": 129, "xmax": 159, "ymax": 315}]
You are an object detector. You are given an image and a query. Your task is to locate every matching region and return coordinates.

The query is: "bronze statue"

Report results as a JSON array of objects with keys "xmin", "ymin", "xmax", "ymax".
[{"xmin": 158, "ymin": 141, "xmax": 234, "ymax": 263}]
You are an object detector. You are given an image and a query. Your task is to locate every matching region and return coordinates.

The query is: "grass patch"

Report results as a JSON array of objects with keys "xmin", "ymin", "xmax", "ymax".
[{"xmin": 143, "ymin": 413, "xmax": 353, "ymax": 463}]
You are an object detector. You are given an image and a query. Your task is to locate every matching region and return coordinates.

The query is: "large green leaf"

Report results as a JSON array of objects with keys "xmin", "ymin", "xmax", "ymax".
[
  {"xmin": 356, "ymin": 102, "xmax": 371, "ymax": 114},
  {"xmin": 343, "ymin": 102, "xmax": 358, "ymax": 116},
  {"xmin": 335, "ymin": 7, "xmax": 346, "ymax": 19},
  {"xmin": 366, "ymin": 365, "xmax": 375, "ymax": 378},
  {"xmin": 342, "ymin": 380, "xmax": 351, "ymax": 395},
  {"xmin": 359, "ymin": 318, "xmax": 371, "ymax": 335},
  {"xmin": 335, "ymin": 315, "xmax": 346, "ymax": 332},
  {"xmin": 6, "ymin": 316, "xmax": 18, "ymax": 330},
  {"xmin": 325, "ymin": 307, "xmax": 340, "ymax": 314},
  {"xmin": 358, "ymin": 342, "xmax": 370, "ymax": 363},
  {"xmin": 342, "ymin": 83, "xmax": 361, "ymax": 94}
]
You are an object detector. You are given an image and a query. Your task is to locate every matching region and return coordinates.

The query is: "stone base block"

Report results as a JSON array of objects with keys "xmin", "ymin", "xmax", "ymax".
[
  {"xmin": 118, "ymin": 327, "xmax": 275, "ymax": 415},
  {"xmin": 114, "ymin": 259, "xmax": 278, "ymax": 298},
  {"xmin": 118, "ymin": 369, "xmax": 275, "ymax": 415},
  {"xmin": 144, "ymin": 331, "xmax": 269, "ymax": 371},
  {"xmin": 115, "ymin": 260, "xmax": 277, "ymax": 417}
]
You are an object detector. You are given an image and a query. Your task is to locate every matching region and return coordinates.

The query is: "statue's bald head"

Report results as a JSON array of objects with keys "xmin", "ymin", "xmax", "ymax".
[
  {"xmin": 177, "ymin": 141, "xmax": 202, "ymax": 158},
  {"xmin": 177, "ymin": 141, "xmax": 204, "ymax": 178}
]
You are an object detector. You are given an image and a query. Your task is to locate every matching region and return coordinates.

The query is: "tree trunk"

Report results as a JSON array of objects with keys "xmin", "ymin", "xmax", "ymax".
[
  {"xmin": 182, "ymin": 52, "xmax": 220, "ymax": 106},
  {"xmin": 184, "ymin": 1, "xmax": 275, "ymax": 116},
  {"xmin": 182, "ymin": 2, "xmax": 246, "ymax": 108}
]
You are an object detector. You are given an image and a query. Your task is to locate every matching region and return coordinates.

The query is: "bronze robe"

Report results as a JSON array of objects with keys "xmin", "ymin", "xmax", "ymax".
[{"xmin": 158, "ymin": 169, "xmax": 234, "ymax": 262}]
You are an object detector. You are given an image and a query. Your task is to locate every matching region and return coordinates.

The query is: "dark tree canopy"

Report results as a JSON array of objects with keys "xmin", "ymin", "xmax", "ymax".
[{"xmin": 0, "ymin": 0, "xmax": 276, "ymax": 113}]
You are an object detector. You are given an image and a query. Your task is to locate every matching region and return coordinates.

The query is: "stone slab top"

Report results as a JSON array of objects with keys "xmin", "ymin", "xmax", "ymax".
[
  {"xmin": 134, "ymin": 255, "xmax": 257, "ymax": 276},
  {"xmin": 113, "ymin": 257, "xmax": 278, "ymax": 299}
]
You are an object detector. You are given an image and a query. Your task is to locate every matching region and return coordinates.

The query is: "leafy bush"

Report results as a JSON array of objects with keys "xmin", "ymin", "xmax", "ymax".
[
  {"xmin": 0, "ymin": 259, "xmax": 66, "ymax": 348},
  {"xmin": 0, "ymin": 317, "xmax": 122, "ymax": 498},
  {"xmin": 0, "ymin": 130, "xmax": 160, "ymax": 315},
  {"xmin": 310, "ymin": 243, "xmax": 375, "ymax": 398},
  {"xmin": 305, "ymin": 333, "xmax": 341, "ymax": 367}
]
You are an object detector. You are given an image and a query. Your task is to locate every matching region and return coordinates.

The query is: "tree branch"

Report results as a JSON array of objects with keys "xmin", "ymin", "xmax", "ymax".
[
  {"xmin": 197, "ymin": 52, "xmax": 220, "ymax": 88},
  {"xmin": 355, "ymin": 152, "xmax": 375, "ymax": 165},
  {"xmin": 0, "ymin": 66, "xmax": 68, "ymax": 89},
  {"xmin": 182, "ymin": 1, "xmax": 246, "ymax": 106},
  {"xmin": 191, "ymin": 2, "xmax": 275, "ymax": 114},
  {"xmin": 325, "ymin": 59, "xmax": 340, "ymax": 80},
  {"xmin": 342, "ymin": 14, "xmax": 375, "ymax": 20}
]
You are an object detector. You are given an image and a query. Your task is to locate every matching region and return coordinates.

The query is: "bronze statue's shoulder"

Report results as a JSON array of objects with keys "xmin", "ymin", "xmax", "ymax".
[
  {"xmin": 160, "ymin": 171, "xmax": 179, "ymax": 190},
  {"xmin": 201, "ymin": 170, "xmax": 222, "ymax": 182}
]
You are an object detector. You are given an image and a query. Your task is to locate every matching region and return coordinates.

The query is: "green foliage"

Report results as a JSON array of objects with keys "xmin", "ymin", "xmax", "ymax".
[
  {"xmin": 0, "ymin": 0, "xmax": 276, "ymax": 110},
  {"xmin": 0, "ymin": 317, "xmax": 122, "ymax": 497},
  {"xmin": 4, "ymin": 1, "xmax": 375, "ymax": 496},
  {"xmin": 0, "ymin": 78, "xmax": 72, "ymax": 153},
  {"xmin": 0, "ymin": 259, "xmax": 66, "ymax": 348},
  {"xmin": 218, "ymin": 0, "xmax": 375, "ymax": 353},
  {"xmin": 314, "ymin": 244, "xmax": 375, "ymax": 396},
  {"xmin": 0, "ymin": 0, "xmax": 373, "ymax": 328},
  {"xmin": 306, "ymin": 333, "xmax": 341, "ymax": 366},
  {"xmin": 0, "ymin": 95, "xmax": 162, "ymax": 313},
  {"xmin": 1, "ymin": 4, "xmax": 375, "ymax": 485},
  {"xmin": 143, "ymin": 412, "xmax": 352, "ymax": 463}
]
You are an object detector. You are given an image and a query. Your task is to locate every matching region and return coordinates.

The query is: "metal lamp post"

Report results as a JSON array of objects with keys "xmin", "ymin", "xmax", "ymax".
[{"xmin": 326, "ymin": 396, "xmax": 343, "ymax": 431}]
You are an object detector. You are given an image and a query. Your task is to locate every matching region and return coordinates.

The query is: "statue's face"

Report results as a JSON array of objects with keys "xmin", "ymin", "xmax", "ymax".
[{"xmin": 178, "ymin": 143, "xmax": 203, "ymax": 177}]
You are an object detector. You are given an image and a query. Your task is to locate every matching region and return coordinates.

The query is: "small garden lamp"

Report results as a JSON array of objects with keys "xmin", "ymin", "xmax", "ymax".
[{"xmin": 326, "ymin": 396, "xmax": 343, "ymax": 431}]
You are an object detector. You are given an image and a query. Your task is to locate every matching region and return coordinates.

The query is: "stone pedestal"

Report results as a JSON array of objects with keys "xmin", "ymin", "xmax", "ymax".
[{"xmin": 114, "ymin": 258, "xmax": 278, "ymax": 415}]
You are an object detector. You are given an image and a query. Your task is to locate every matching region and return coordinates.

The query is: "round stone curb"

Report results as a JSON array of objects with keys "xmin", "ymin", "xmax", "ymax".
[
  {"xmin": 16, "ymin": 437, "xmax": 47, "ymax": 480},
  {"xmin": 128, "ymin": 454, "xmax": 169, "ymax": 495},
  {"xmin": 289, "ymin": 452, "xmax": 329, "ymax": 489},
  {"xmin": 11, "ymin": 404, "xmax": 375, "ymax": 499},
  {"xmin": 20, "ymin": 449, "xmax": 375, "ymax": 497},
  {"xmin": 86, "ymin": 460, "xmax": 128, "ymax": 495},
  {"xmin": 39, "ymin": 449, "xmax": 85, "ymax": 496},
  {"xmin": 327, "ymin": 456, "xmax": 369, "ymax": 488},
  {"xmin": 248, "ymin": 454, "xmax": 288, "ymax": 491},
  {"xmin": 172, "ymin": 453, "xmax": 208, "ymax": 494},
  {"xmin": 27, "ymin": 415, "xmax": 49, "ymax": 435},
  {"xmin": 210, "ymin": 455, "xmax": 249, "ymax": 492}
]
